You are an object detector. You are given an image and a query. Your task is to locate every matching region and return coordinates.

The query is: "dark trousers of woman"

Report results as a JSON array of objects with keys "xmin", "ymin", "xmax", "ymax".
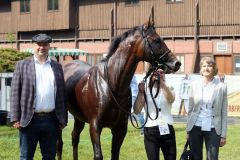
[
  {"xmin": 189, "ymin": 125, "xmax": 221, "ymax": 160},
  {"xmin": 144, "ymin": 125, "xmax": 176, "ymax": 160},
  {"xmin": 19, "ymin": 113, "xmax": 58, "ymax": 160}
]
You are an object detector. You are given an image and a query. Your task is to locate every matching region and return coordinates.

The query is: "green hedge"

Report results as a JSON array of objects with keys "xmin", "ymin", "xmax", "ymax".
[{"xmin": 0, "ymin": 48, "xmax": 31, "ymax": 72}]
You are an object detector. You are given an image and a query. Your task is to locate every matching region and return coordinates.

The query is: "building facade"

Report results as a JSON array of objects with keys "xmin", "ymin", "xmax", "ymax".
[{"xmin": 1, "ymin": 0, "xmax": 240, "ymax": 74}]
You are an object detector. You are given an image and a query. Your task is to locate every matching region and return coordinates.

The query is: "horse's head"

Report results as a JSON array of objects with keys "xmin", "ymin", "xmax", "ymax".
[{"xmin": 138, "ymin": 21, "xmax": 181, "ymax": 74}]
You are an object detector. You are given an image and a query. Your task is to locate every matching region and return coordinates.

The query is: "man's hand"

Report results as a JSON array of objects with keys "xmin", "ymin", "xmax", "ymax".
[{"xmin": 12, "ymin": 121, "xmax": 21, "ymax": 129}]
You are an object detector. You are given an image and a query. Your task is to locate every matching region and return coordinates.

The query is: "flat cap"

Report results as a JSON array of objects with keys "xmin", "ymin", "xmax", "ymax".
[{"xmin": 32, "ymin": 33, "xmax": 52, "ymax": 43}]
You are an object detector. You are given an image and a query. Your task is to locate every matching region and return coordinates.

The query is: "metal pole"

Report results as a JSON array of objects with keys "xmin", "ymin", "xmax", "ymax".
[
  {"xmin": 110, "ymin": 8, "xmax": 114, "ymax": 41},
  {"xmin": 192, "ymin": 0, "xmax": 200, "ymax": 73},
  {"xmin": 74, "ymin": 0, "xmax": 79, "ymax": 49},
  {"xmin": 114, "ymin": 2, "xmax": 117, "ymax": 37}
]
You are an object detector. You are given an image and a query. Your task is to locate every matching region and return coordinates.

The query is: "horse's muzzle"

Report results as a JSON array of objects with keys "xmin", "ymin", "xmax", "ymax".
[
  {"xmin": 174, "ymin": 61, "xmax": 181, "ymax": 72},
  {"xmin": 164, "ymin": 60, "xmax": 181, "ymax": 73}
]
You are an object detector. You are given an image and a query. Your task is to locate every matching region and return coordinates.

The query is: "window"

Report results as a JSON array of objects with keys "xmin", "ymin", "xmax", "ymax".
[
  {"xmin": 216, "ymin": 42, "xmax": 228, "ymax": 52},
  {"xmin": 234, "ymin": 56, "xmax": 240, "ymax": 74},
  {"xmin": 176, "ymin": 55, "xmax": 184, "ymax": 73},
  {"xmin": 87, "ymin": 54, "xmax": 104, "ymax": 66},
  {"xmin": 0, "ymin": 0, "xmax": 11, "ymax": 12},
  {"xmin": 0, "ymin": 0, "xmax": 10, "ymax": 5},
  {"xmin": 48, "ymin": 0, "xmax": 58, "ymax": 11},
  {"xmin": 125, "ymin": 0, "xmax": 139, "ymax": 5},
  {"xmin": 166, "ymin": 0, "xmax": 183, "ymax": 3},
  {"xmin": 20, "ymin": 0, "xmax": 30, "ymax": 13}
]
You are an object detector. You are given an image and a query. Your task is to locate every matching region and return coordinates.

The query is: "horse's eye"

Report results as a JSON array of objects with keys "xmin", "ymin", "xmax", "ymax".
[{"xmin": 154, "ymin": 38, "xmax": 161, "ymax": 44}]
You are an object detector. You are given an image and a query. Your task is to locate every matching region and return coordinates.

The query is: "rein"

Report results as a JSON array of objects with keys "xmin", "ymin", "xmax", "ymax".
[
  {"xmin": 104, "ymin": 59, "xmax": 131, "ymax": 114},
  {"xmin": 130, "ymin": 26, "xmax": 171, "ymax": 129},
  {"xmin": 103, "ymin": 24, "xmax": 171, "ymax": 129}
]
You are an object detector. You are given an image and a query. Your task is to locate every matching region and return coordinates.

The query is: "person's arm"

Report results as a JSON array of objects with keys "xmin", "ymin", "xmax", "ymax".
[
  {"xmin": 220, "ymin": 83, "xmax": 228, "ymax": 147},
  {"xmin": 161, "ymin": 83, "xmax": 175, "ymax": 104},
  {"xmin": 10, "ymin": 61, "xmax": 22, "ymax": 129},
  {"xmin": 133, "ymin": 81, "xmax": 145, "ymax": 114},
  {"xmin": 186, "ymin": 83, "xmax": 194, "ymax": 139}
]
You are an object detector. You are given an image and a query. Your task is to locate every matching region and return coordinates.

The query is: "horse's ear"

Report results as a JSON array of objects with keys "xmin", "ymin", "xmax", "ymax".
[
  {"xmin": 148, "ymin": 13, "xmax": 154, "ymax": 25},
  {"xmin": 143, "ymin": 12, "xmax": 154, "ymax": 30},
  {"xmin": 148, "ymin": 14, "xmax": 151, "ymax": 27},
  {"xmin": 143, "ymin": 20, "xmax": 153, "ymax": 31}
]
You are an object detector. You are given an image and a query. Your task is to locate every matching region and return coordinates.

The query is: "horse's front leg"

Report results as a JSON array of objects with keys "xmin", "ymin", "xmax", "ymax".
[
  {"xmin": 72, "ymin": 118, "xmax": 85, "ymax": 160},
  {"xmin": 111, "ymin": 120, "xmax": 128, "ymax": 160},
  {"xmin": 89, "ymin": 119, "xmax": 103, "ymax": 160}
]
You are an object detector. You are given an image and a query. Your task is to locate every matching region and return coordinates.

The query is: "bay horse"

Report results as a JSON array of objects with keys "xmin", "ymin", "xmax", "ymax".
[{"xmin": 57, "ymin": 20, "xmax": 181, "ymax": 160}]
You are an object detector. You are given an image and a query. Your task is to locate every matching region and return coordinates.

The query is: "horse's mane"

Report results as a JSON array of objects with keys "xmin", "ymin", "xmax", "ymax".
[{"xmin": 103, "ymin": 26, "xmax": 140, "ymax": 61}]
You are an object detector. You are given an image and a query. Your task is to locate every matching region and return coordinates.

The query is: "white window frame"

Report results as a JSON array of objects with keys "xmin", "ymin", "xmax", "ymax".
[
  {"xmin": 87, "ymin": 54, "xmax": 104, "ymax": 66},
  {"xmin": 176, "ymin": 55, "xmax": 185, "ymax": 73},
  {"xmin": 234, "ymin": 55, "xmax": 240, "ymax": 74},
  {"xmin": 166, "ymin": 0, "xmax": 183, "ymax": 3},
  {"xmin": 216, "ymin": 42, "xmax": 228, "ymax": 52}
]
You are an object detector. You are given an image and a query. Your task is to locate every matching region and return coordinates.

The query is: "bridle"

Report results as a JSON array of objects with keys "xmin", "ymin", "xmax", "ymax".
[
  {"xmin": 130, "ymin": 25, "xmax": 173, "ymax": 129},
  {"xmin": 141, "ymin": 25, "xmax": 171, "ymax": 77}
]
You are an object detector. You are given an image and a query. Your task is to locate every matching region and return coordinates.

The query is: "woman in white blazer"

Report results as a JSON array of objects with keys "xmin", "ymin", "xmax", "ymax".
[{"xmin": 186, "ymin": 57, "xmax": 228, "ymax": 160}]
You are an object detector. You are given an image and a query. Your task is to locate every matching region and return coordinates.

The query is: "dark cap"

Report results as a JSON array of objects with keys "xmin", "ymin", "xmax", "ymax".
[{"xmin": 32, "ymin": 33, "xmax": 52, "ymax": 43}]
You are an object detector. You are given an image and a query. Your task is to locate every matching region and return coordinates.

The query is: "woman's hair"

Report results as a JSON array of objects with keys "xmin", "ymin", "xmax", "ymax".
[{"xmin": 200, "ymin": 57, "xmax": 218, "ymax": 76}]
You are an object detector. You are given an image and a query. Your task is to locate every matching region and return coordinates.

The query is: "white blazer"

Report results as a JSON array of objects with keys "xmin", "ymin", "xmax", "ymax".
[{"xmin": 186, "ymin": 77, "xmax": 228, "ymax": 138}]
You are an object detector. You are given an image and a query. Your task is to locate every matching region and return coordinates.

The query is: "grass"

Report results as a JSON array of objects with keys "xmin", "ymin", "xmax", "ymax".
[{"xmin": 0, "ymin": 120, "xmax": 240, "ymax": 160}]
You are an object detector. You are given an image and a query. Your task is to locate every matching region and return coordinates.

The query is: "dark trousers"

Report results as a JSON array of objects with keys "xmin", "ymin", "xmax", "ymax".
[
  {"xmin": 189, "ymin": 126, "xmax": 221, "ymax": 160},
  {"xmin": 19, "ymin": 114, "xmax": 58, "ymax": 160},
  {"xmin": 144, "ymin": 125, "xmax": 176, "ymax": 160}
]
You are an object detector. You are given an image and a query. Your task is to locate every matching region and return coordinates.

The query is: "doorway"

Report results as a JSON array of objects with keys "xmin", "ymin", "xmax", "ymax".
[{"xmin": 215, "ymin": 55, "xmax": 232, "ymax": 75}]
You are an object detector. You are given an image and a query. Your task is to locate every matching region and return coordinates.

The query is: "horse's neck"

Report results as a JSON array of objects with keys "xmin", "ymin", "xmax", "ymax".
[{"xmin": 107, "ymin": 51, "xmax": 138, "ymax": 92}]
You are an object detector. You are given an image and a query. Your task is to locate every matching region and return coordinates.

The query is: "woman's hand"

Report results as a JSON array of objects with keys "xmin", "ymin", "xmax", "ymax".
[
  {"xmin": 220, "ymin": 137, "xmax": 226, "ymax": 147},
  {"xmin": 186, "ymin": 133, "xmax": 190, "ymax": 140},
  {"xmin": 138, "ymin": 81, "xmax": 145, "ymax": 93}
]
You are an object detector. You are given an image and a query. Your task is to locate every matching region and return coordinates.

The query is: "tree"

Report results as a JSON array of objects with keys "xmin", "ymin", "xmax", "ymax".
[
  {"xmin": 6, "ymin": 33, "xmax": 15, "ymax": 48},
  {"xmin": 0, "ymin": 48, "xmax": 31, "ymax": 72}
]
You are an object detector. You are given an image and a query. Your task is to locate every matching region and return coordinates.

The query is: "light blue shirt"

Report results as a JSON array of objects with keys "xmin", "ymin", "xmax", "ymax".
[
  {"xmin": 130, "ymin": 75, "xmax": 138, "ymax": 106},
  {"xmin": 195, "ymin": 78, "xmax": 215, "ymax": 129}
]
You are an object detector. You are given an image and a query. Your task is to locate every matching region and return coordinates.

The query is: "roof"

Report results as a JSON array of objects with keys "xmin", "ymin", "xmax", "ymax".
[{"xmin": 22, "ymin": 48, "xmax": 88, "ymax": 56}]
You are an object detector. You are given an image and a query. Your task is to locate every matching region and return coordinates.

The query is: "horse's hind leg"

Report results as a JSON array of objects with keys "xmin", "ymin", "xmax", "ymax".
[
  {"xmin": 57, "ymin": 129, "xmax": 63, "ymax": 160},
  {"xmin": 111, "ymin": 122, "xmax": 128, "ymax": 160},
  {"xmin": 72, "ymin": 117, "xmax": 85, "ymax": 160}
]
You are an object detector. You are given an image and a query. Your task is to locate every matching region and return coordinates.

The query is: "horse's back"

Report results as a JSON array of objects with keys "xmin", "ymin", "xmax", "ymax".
[{"xmin": 61, "ymin": 60, "xmax": 91, "ymax": 99}]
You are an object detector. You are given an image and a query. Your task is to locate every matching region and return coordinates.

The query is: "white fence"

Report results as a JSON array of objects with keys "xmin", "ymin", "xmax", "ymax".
[
  {"xmin": 1, "ymin": 72, "xmax": 240, "ymax": 116},
  {"xmin": 0, "ymin": 73, "xmax": 13, "ymax": 111}
]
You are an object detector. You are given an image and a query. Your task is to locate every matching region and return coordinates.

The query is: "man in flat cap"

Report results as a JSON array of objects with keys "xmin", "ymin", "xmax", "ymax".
[{"xmin": 10, "ymin": 33, "xmax": 68, "ymax": 159}]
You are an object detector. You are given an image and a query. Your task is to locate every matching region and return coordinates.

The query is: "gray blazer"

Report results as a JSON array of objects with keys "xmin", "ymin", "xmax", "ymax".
[
  {"xmin": 10, "ymin": 57, "xmax": 68, "ymax": 127},
  {"xmin": 186, "ymin": 78, "xmax": 228, "ymax": 138}
]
